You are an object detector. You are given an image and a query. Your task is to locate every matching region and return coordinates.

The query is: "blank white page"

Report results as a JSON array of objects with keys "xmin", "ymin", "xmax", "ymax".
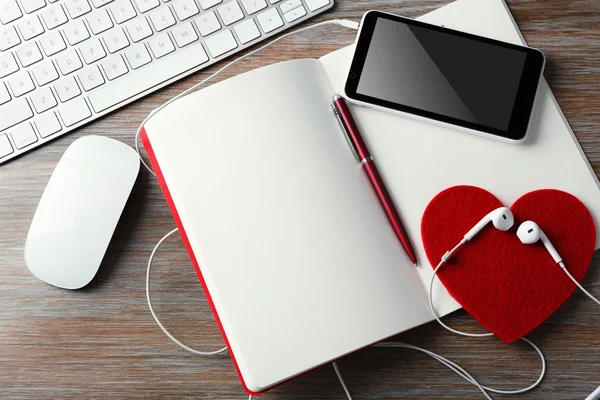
[
  {"xmin": 144, "ymin": 59, "xmax": 433, "ymax": 392},
  {"xmin": 319, "ymin": 0, "xmax": 600, "ymax": 317}
]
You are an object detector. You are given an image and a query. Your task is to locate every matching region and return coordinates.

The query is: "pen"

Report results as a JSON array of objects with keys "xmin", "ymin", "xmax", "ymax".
[{"xmin": 332, "ymin": 94, "xmax": 419, "ymax": 267}]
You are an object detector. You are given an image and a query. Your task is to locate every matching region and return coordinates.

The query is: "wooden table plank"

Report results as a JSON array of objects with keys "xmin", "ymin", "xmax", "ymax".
[{"xmin": 2, "ymin": 0, "xmax": 600, "ymax": 399}]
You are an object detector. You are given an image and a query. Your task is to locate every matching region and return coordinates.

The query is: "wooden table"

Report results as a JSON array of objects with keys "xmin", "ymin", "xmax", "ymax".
[{"xmin": 2, "ymin": 0, "xmax": 600, "ymax": 398}]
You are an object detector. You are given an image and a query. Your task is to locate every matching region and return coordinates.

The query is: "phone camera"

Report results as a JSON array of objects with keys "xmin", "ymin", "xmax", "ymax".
[{"xmin": 350, "ymin": 73, "xmax": 357, "ymax": 79}]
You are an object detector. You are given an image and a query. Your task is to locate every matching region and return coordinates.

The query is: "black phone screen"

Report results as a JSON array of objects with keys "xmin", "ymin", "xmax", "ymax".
[{"xmin": 345, "ymin": 12, "xmax": 545, "ymax": 140}]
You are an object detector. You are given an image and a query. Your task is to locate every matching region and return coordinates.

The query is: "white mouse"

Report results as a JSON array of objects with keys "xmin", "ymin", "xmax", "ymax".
[{"xmin": 25, "ymin": 136, "xmax": 140, "ymax": 289}]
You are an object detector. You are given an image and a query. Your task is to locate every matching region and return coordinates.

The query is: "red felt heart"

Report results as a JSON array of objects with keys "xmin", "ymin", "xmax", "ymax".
[{"xmin": 421, "ymin": 186, "xmax": 596, "ymax": 343}]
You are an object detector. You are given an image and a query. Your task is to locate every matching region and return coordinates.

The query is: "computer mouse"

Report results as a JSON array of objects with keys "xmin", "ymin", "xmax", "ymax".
[{"xmin": 25, "ymin": 136, "xmax": 140, "ymax": 289}]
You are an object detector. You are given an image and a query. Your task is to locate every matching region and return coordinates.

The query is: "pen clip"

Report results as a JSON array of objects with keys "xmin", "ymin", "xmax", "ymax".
[{"xmin": 333, "ymin": 104, "xmax": 360, "ymax": 161}]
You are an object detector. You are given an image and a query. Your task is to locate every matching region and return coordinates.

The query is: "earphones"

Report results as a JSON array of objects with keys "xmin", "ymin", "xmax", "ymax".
[
  {"xmin": 432, "ymin": 207, "xmax": 517, "ymax": 337},
  {"xmin": 516, "ymin": 220, "xmax": 563, "ymax": 264},
  {"xmin": 435, "ymin": 206, "xmax": 600, "ymax": 315},
  {"xmin": 464, "ymin": 207, "xmax": 514, "ymax": 241},
  {"xmin": 516, "ymin": 219, "xmax": 600, "ymax": 307},
  {"xmin": 430, "ymin": 206, "xmax": 600, "ymax": 400},
  {"xmin": 440, "ymin": 206, "xmax": 579, "ymax": 271}
]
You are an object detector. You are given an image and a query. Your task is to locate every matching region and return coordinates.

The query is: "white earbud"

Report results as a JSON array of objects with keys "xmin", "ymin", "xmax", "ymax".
[
  {"xmin": 517, "ymin": 220, "xmax": 600, "ymax": 308},
  {"xmin": 464, "ymin": 207, "xmax": 514, "ymax": 241},
  {"xmin": 516, "ymin": 221, "xmax": 563, "ymax": 264}
]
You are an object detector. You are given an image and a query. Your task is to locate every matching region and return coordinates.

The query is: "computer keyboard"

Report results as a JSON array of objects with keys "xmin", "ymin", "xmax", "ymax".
[{"xmin": 0, "ymin": 0, "xmax": 333, "ymax": 165}]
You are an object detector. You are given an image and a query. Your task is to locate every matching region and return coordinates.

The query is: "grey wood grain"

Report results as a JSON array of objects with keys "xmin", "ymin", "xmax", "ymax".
[{"xmin": 2, "ymin": 0, "xmax": 600, "ymax": 399}]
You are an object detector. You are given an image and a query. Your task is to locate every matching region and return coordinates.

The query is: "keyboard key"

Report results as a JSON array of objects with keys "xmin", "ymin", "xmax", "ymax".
[
  {"xmin": 89, "ymin": 42, "xmax": 208, "ymax": 112},
  {"xmin": 0, "ymin": 134, "xmax": 14, "ymax": 159},
  {"xmin": 90, "ymin": 0, "xmax": 114, "ymax": 7},
  {"xmin": 240, "ymin": 0, "xmax": 266, "ymax": 15},
  {"xmin": 101, "ymin": 54, "xmax": 128, "ymax": 79},
  {"xmin": 65, "ymin": 0, "xmax": 92, "ymax": 18},
  {"xmin": 234, "ymin": 18, "xmax": 260, "ymax": 44},
  {"xmin": 0, "ymin": 0, "xmax": 23, "ymax": 24},
  {"xmin": 28, "ymin": 1, "xmax": 47, "ymax": 14},
  {"xmin": 41, "ymin": 4, "xmax": 68, "ymax": 29},
  {"xmin": 34, "ymin": 112, "xmax": 62, "ymax": 138},
  {"xmin": 63, "ymin": 19, "xmax": 90, "ymax": 45},
  {"xmin": 195, "ymin": 11, "xmax": 220, "ymax": 36},
  {"xmin": 87, "ymin": 9, "xmax": 114, "ymax": 34},
  {"xmin": 0, "ymin": 26, "xmax": 21, "ymax": 51},
  {"xmin": 124, "ymin": 43, "xmax": 151, "ymax": 69},
  {"xmin": 133, "ymin": 0, "xmax": 159, "ymax": 13},
  {"xmin": 30, "ymin": 86, "xmax": 58, "ymax": 113},
  {"xmin": 57, "ymin": 97, "xmax": 91, "ymax": 126},
  {"xmin": 172, "ymin": 0, "xmax": 199, "ymax": 20},
  {"xmin": 54, "ymin": 75, "xmax": 81, "ymax": 102},
  {"xmin": 79, "ymin": 37, "xmax": 107, "ymax": 64},
  {"xmin": 148, "ymin": 32, "xmax": 174, "ymax": 58},
  {"xmin": 31, "ymin": 59, "xmax": 59, "ymax": 85},
  {"xmin": 21, "ymin": 0, "xmax": 46, "ymax": 13},
  {"xmin": 148, "ymin": 6, "xmax": 176, "ymax": 31},
  {"xmin": 56, "ymin": 48, "xmax": 83, "ymax": 74},
  {"xmin": 218, "ymin": 1, "xmax": 243, "ymax": 25},
  {"xmin": 205, "ymin": 29, "xmax": 237, "ymax": 57},
  {"xmin": 124, "ymin": 16, "xmax": 153, "ymax": 42},
  {"xmin": 8, "ymin": 70, "xmax": 35, "ymax": 97},
  {"xmin": 0, "ymin": 83, "xmax": 11, "ymax": 105},
  {"xmin": 0, "ymin": 53, "xmax": 19, "ymax": 78},
  {"xmin": 304, "ymin": 0, "xmax": 327, "ymax": 12},
  {"xmin": 257, "ymin": 7, "xmax": 282, "ymax": 33},
  {"xmin": 0, "ymin": 98, "xmax": 33, "ymax": 132},
  {"xmin": 78, "ymin": 65, "xmax": 105, "ymax": 90},
  {"xmin": 18, "ymin": 15, "xmax": 45, "ymax": 40},
  {"xmin": 283, "ymin": 5, "xmax": 304, "ymax": 22},
  {"xmin": 39, "ymin": 30, "xmax": 67, "ymax": 56},
  {"xmin": 0, "ymin": 0, "xmax": 331, "ymax": 165},
  {"xmin": 279, "ymin": 0, "xmax": 299, "ymax": 13},
  {"xmin": 9, "ymin": 123, "xmax": 38, "ymax": 149},
  {"xmin": 172, "ymin": 21, "xmax": 198, "ymax": 47},
  {"xmin": 103, "ymin": 27, "xmax": 130, "ymax": 53},
  {"xmin": 199, "ymin": 0, "xmax": 220, "ymax": 9},
  {"xmin": 16, "ymin": 42, "xmax": 43, "ymax": 67},
  {"xmin": 110, "ymin": 0, "xmax": 137, "ymax": 23}
]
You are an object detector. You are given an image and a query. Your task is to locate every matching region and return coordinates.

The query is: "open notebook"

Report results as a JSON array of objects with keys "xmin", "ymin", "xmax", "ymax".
[{"xmin": 141, "ymin": 0, "xmax": 600, "ymax": 394}]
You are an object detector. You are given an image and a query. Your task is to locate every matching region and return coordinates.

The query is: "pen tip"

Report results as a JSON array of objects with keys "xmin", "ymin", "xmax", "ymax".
[
  {"xmin": 333, "ymin": 94, "xmax": 342, "ymax": 102},
  {"xmin": 413, "ymin": 263, "xmax": 419, "ymax": 268}
]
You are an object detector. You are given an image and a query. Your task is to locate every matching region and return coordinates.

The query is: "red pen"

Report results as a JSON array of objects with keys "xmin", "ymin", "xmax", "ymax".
[{"xmin": 332, "ymin": 94, "xmax": 419, "ymax": 267}]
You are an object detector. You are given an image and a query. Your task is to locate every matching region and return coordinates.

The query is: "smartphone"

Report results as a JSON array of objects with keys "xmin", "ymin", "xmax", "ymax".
[{"xmin": 344, "ymin": 11, "xmax": 546, "ymax": 143}]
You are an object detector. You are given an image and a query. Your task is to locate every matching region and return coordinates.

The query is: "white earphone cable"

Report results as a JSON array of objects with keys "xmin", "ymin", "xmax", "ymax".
[
  {"xmin": 146, "ymin": 227, "xmax": 228, "ymax": 356},
  {"xmin": 376, "ymin": 339, "xmax": 545, "ymax": 397},
  {"xmin": 560, "ymin": 262, "xmax": 600, "ymax": 306},
  {"xmin": 134, "ymin": 18, "xmax": 360, "ymax": 176},
  {"xmin": 375, "ymin": 342, "xmax": 494, "ymax": 400},
  {"xmin": 428, "ymin": 239, "xmax": 493, "ymax": 338},
  {"xmin": 427, "ymin": 240, "xmax": 546, "ymax": 397},
  {"xmin": 332, "ymin": 361, "xmax": 353, "ymax": 400}
]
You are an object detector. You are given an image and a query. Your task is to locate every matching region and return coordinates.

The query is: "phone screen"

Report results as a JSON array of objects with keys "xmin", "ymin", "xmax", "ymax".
[{"xmin": 346, "ymin": 12, "xmax": 545, "ymax": 140}]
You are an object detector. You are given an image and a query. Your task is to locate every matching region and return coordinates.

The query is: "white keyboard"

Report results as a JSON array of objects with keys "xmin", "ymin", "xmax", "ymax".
[{"xmin": 0, "ymin": 0, "xmax": 333, "ymax": 165}]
